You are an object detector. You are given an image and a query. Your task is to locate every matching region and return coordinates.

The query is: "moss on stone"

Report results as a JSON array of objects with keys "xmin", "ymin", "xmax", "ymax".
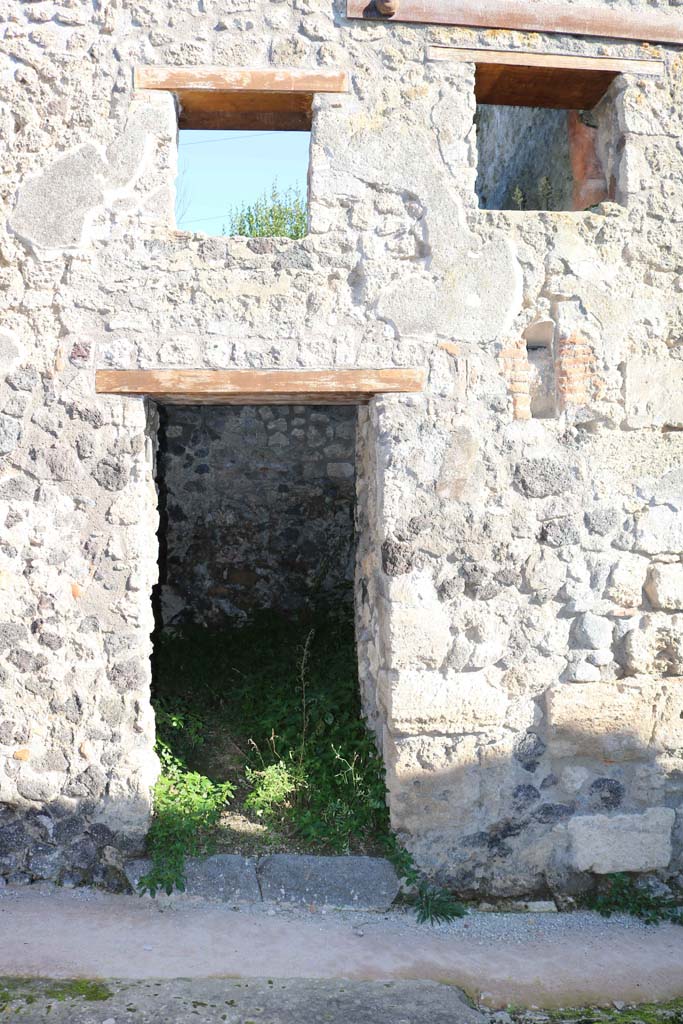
[
  {"xmin": 0, "ymin": 976, "xmax": 113, "ymax": 1008},
  {"xmin": 510, "ymin": 999, "xmax": 683, "ymax": 1024}
]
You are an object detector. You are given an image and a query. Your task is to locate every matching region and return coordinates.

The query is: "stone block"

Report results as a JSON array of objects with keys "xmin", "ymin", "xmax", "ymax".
[
  {"xmin": 382, "ymin": 573, "xmax": 452, "ymax": 670},
  {"xmin": 571, "ymin": 612, "xmax": 613, "ymax": 650},
  {"xmin": 386, "ymin": 668, "xmax": 508, "ymax": 734},
  {"xmin": 568, "ymin": 808, "xmax": 675, "ymax": 873},
  {"xmin": 383, "ymin": 602, "xmax": 451, "ymax": 669},
  {"xmin": 515, "ymin": 457, "xmax": 578, "ymax": 498},
  {"xmin": 124, "ymin": 855, "xmax": 261, "ymax": 902},
  {"xmin": 645, "ymin": 563, "xmax": 683, "ymax": 611},
  {"xmin": 605, "ymin": 555, "xmax": 647, "ymax": 608},
  {"xmin": 546, "ymin": 680, "xmax": 657, "ymax": 760},
  {"xmin": 625, "ymin": 357, "xmax": 683, "ymax": 429},
  {"xmin": 10, "ymin": 145, "xmax": 107, "ymax": 250},
  {"xmin": 653, "ymin": 679, "xmax": 683, "ymax": 751},
  {"xmin": 436, "ymin": 423, "xmax": 484, "ymax": 501},
  {"xmin": 0, "ymin": 414, "xmax": 21, "ymax": 456},
  {"xmin": 257, "ymin": 854, "xmax": 400, "ymax": 909},
  {"xmin": 384, "ymin": 732, "xmax": 481, "ymax": 831},
  {"xmin": 622, "ymin": 617, "xmax": 683, "ymax": 676},
  {"xmin": 635, "ymin": 507, "xmax": 683, "ymax": 556}
]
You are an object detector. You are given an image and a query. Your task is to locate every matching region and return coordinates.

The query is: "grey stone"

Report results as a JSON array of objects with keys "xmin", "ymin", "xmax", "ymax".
[
  {"xmin": 382, "ymin": 540, "xmax": 415, "ymax": 576},
  {"xmin": 532, "ymin": 803, "xmax": 575, "ymax": 824},
  {"xmin": 589, "ymin": 778, "xmax": 625, "ymax": 811},
  {"xmin": 515, "ymin": 458, "xmax": 577, "ymax": 499},
  {"xmin": 10, "ymin": 145, "xmax": 106, "ymax": 249},
  {"xmin": 585, "ymin": 507, "xmax": 620, "ymax": 536},
  {"xmin": 257, "ymin": 854, "xmax": 400, "ymax": 909},
  {"xmin": 125, "ymin": 854, "xmax": 261, "ymax": 902},
  {"xmin": 541, "ymin": 517, "xmax": 581, "ymax": 547},
  {"xmin": 0, "ymin": 622, "xmax": 27, "ymax": 652},
  {"xmin": 513, "ymin": 732, "xmax": 546, "ymax": 773},
  {"xmin": 66, "ymin": 767, "xmax": 107, "ymax": 799},
  {"xmin": 0, "ymin": 414, "xmax": 21, "ymax": 456},
  {"xmin": 93, "ymin": 457, "xmax": 130, "ymax": 491},
  {"xmin": 512, "ymin": 785, "xmax": 540, "ymax": 809},
  {"xmin": 571, "ymin": 613, "xmax": 613, "ymax": 651},
  {"xmin": 7, "ymin": 367, "xmax": 39, "ymax": 391},
  {"xmin": 0, "ymin": 822, "xmax": 29, "ymax": 855},
  {"xmin": 28, "ymin": 843, "xmax": 64, "ymax": 879},
  {"xmin": 0, "ymin": 476, "xmax": 36, "ymax": 500}
]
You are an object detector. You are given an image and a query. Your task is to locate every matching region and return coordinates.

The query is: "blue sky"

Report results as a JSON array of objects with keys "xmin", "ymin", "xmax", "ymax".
[{"xmin": 176, "ymin": 130, "xmax": 310, "ymax": 234}]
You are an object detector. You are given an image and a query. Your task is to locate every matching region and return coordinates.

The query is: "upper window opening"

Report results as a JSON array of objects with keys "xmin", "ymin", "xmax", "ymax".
[
  {"xmin": 134, "ymin": 66, "xmax": 349, "ymax": 238},
  {"xmin": 475, "ymin": 106, "xmax": 609, "ymax": 213},
  {"xmin": 175, "ymin": 129, "xmax": 310, "ymax": 237},
  {"xmin": 427, "ymin": 46, "xmax": 663, "ymax": 213}
]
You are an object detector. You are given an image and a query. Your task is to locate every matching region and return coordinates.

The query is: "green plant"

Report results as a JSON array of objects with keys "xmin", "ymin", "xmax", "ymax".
[
  {"xmin": 511, "ymin": 184, "xmax": 526, "ymax": 210},
  {"xmin": 226, "ymin": 182, "xmax": 307, "ymax": 239},
  {"xmin": 382, "ymin": 835, "xmax": 466, "ymax": 924},
  {"xmin": 244, "ymin": 761, "xmax": 298, "ymax": 818},
  {"xmin": 583, "ymin": 873, "xmax": 683, "ymax": 926},
  {"xmin": 0, "ymin": 979, "xmax": 113, "ymax": 1012},
  {"xmin": 138, "ymin": 736, "xmax": 233, "ymax": 897},
  {"xmin": 413, "ymin": 883, "xmax": 466, "ymax": 925},
  {"xmin": 538, "ymin": 175, "xmax": 554, "ymax": 210},
  {"xmin": 43, "ymin": 980, "xmax": 113, "ymax": 1002},
  {"xmin": 148, "ymin": 610, "xmax": 468, "ymax": 922}
]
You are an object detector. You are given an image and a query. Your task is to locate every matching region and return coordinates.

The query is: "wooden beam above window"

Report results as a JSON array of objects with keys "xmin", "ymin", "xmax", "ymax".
[
  {"xmin": 427, "ymin": 46, "xmax": 665, "ymax": 109},
  {"xmin": 95, "ymin": 368, "xmax": 425, "ymax": 405},
  {"xmin": 347, "ymin": 0, "xmax": 683, "ymax": 45},
  {"xmin": 134, "ymin": 66, "xmax": 349, "ymax": 131}
]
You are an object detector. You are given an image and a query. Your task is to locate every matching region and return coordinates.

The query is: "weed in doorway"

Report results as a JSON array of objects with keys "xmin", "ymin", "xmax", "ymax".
[
  {"xmin": 147, "ymin": 610, "xmax": 466, "ymax": 923},
  {"xmin": 138, "ymin": 723, "xmax": 233, "ymax": 897}
]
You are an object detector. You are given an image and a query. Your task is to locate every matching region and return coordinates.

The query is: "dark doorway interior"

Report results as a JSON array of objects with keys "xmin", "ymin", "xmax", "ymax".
[{"xmin": 156, "ymin": 403, "xmax": 357, "ymax": 628}]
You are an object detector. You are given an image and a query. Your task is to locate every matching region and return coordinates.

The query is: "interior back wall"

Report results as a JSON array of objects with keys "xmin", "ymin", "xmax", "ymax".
[{"xmin": 157, "ymin": 404, "xmax": 357, "ymax": 627}]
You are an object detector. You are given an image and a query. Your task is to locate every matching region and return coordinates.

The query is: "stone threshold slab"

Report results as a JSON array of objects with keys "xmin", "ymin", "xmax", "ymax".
[{"xmin": 124, "ymin": 853, "xmax": 401, "ymax": 910}]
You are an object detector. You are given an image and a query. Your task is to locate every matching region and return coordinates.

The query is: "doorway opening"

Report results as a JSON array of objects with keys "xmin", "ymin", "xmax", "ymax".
[{"xmin": 145, "ymin": 402, "xmax": 390, "ymax": 894}]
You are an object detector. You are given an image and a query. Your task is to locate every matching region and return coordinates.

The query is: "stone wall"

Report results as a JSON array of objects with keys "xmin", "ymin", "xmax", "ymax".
[
  {"xmin": 158, "ymin": 404, "xmax": 356, "ymax": 626},
  {"xmin": 1, "ymin": 0, "xmax": 682, "ymax": 897}
]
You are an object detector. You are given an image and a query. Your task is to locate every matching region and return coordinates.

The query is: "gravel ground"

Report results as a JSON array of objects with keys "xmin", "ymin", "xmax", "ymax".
[
  {"xmin": 0, "ymin": 878, "xmax": 654, "ymax": 942},
  {"xmin": 2, "ymin": 884, "xmax": 683, "ymax": 1010}
]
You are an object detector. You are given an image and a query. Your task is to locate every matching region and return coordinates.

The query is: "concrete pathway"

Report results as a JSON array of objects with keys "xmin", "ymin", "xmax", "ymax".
[
  {"xmin": 0, "ymin": 977, "xmax": 483, "ymax": 1023},
  {"xmin": 2, "ymin": 885, "xmax": 683, "ymax": 1009}
]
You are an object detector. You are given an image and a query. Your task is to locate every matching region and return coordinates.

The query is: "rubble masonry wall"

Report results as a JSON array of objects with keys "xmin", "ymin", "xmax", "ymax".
[{"xmin": 1, "ymin": 0, "xmax": 682, "ymax": 896}]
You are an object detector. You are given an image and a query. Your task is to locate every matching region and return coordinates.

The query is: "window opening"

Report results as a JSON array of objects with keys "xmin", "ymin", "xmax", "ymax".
[
  {"xmin": 425, "ymin": 46, "xmax": 663, "ymax": 213},
  {"xmin": 175, "ymin": 129, "xmax": 310, "ymax": 236},
  {"xmin": 475, "ymin": 106, "xmax": 614, "ymax": 212}
]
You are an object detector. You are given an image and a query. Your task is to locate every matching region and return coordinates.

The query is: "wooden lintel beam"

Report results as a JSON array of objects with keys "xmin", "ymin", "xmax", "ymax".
[
  {"xmin": 427, "ymin": 47, "xmax": 665, "ymax": 77},
  {"xmin": 95, "ymin": 368, "xmax": 425, "ymax": 405},
  {"xmin": 347, "ymin": 0, "xmax": 683, "ymax": 45},
  {"xmin": 427, "ymin": 46, "xmax": 665, "ymax": 109},
  {"xmin": 134, "ymin": 66, "xmax": 349, "ymax": 94}
]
